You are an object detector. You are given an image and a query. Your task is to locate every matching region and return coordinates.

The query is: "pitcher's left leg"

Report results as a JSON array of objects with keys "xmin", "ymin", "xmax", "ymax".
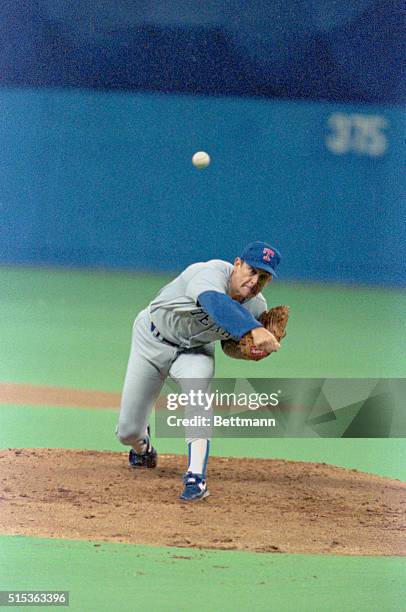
[{"xmin": 169, "ymin": 345, "xmax": 214, "ymax": 501}]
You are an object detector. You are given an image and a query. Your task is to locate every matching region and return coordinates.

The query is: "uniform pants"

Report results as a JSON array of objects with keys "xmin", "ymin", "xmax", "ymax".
[{"xmin": 116, "ymin": 309, "xmax": 215, "ymax": 453}]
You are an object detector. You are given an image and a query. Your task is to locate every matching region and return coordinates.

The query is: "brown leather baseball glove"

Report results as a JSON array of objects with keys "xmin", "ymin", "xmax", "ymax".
[{"xmin": 221, "ymin": 305, "xmax": 289, "ymax": 361}]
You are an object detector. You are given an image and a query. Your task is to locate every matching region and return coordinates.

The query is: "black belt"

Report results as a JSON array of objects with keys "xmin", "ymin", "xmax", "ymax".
[{"xmin": 150, "ymin": 322, "xmax": 180, "ymax": 348}]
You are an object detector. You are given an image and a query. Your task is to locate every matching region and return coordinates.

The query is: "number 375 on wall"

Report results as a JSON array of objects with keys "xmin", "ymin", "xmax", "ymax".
[{"xmin": 326, "ymin": 113, "xmax": 389, "ymax": 157}]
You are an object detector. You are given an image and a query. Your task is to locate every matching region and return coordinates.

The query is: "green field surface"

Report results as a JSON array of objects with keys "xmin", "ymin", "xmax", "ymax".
[
  {"xmin": 1, "ymin": 266, "xmax": 405, "ymax": 611},
  {"xmin": 1, "ymin": 266, "xmax": 405, "ymax": 391},
  {"xmin": 0, "ymin": 536, "xmax": 405, "ymax": 612}
]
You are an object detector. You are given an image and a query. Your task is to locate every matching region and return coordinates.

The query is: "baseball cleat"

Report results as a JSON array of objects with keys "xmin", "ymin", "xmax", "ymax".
[
  {"xmin": 128, "ymin": 446, "xmax": 158, "ymax": 468},
  {"xmin": 128, "ymin": 426, "xmax": 158, "ymax": 468},
  {"xmin": 179, "ymin": 472, "xmax": 209, "ymax": 502}
]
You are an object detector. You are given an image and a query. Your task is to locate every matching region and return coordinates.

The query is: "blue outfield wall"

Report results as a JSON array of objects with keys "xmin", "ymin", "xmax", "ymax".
[{"xmin": 0, "ymin": 87, "xmax": 405, "ymax": 285}]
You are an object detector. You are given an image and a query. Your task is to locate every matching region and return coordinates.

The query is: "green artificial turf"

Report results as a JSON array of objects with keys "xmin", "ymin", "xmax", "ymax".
[
  {"xmin": 0, "ymin": 536, "xmax": 405, "ymax": 612},
  {"xmin": 1, "ymin": 266, "xmax": 405, "ymax": 392}
]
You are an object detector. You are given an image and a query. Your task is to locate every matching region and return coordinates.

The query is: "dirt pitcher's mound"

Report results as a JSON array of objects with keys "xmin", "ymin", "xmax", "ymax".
[{"xmin": 1, "ymin": 449, "xmax": 405, "ymax": 556}]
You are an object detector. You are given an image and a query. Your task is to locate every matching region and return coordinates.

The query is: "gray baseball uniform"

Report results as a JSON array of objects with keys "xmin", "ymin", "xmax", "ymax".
[{"xmin": 116, "ymin": 259, "xmax": 267, "ymax": 452}]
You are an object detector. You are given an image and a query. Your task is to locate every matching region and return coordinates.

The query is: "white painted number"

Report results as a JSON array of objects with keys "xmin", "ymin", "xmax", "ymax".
[{"xmin": 326, "ymin": 113, "xmax": 388, "ymax": 157}]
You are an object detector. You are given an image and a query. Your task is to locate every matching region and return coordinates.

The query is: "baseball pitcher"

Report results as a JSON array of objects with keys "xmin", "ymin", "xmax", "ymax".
[{"xmin": 116, "ymin": 240, "xmax": 288, "ymax": 501}]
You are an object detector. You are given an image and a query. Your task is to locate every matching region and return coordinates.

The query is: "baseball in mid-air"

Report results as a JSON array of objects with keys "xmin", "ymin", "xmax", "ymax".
[{"xmin": 192, "ymin": 151, "xmax": 211, "ymax": 169}]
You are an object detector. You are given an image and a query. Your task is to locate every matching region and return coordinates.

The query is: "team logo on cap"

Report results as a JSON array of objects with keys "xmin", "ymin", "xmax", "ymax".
[{"xmin": 262, "ymin": 248, "xmax": 275, "ymax": 262}]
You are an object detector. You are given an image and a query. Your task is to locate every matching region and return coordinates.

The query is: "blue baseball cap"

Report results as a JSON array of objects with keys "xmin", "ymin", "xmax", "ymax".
[{"xmin": 240, "ymin": 241, "xmax": 282, "ymax": 277}]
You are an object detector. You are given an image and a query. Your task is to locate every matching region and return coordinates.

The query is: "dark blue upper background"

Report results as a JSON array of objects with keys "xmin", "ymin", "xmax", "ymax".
[{"xmin": 1, "ymin": 0, "xmax": 405, "ymax": 104}]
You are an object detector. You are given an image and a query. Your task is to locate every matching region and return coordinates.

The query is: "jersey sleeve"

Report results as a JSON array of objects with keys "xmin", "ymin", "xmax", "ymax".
[
  {"xmin": 197, "ymin": 291, "xmax": 262, "ymax": 339},
  {"xmin": 185, "ymin": 266, "xmax": 229, "ymax": 302}
]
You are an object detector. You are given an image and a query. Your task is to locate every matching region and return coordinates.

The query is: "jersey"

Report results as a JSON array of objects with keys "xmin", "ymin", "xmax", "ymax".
[{"xmin": 148, "ymin": 259, "xmax": 267, "ymax": 348}]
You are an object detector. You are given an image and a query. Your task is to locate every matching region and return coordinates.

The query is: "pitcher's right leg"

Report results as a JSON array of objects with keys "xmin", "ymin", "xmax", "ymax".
[{"xmin": 116, "ymin": 311, "xmax": 176, "ymax": 461}]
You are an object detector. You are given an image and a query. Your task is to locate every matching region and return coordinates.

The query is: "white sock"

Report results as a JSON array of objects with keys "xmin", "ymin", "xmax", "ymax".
[{"xmin": 187, "ymin": 439, "xmax": 210, "ymax": 477}]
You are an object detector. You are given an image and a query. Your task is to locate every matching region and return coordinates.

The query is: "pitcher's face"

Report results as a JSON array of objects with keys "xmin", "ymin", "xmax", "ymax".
[{"xmin": 229, "ymin": 257, "xmax": 272, "ymax": 302}]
